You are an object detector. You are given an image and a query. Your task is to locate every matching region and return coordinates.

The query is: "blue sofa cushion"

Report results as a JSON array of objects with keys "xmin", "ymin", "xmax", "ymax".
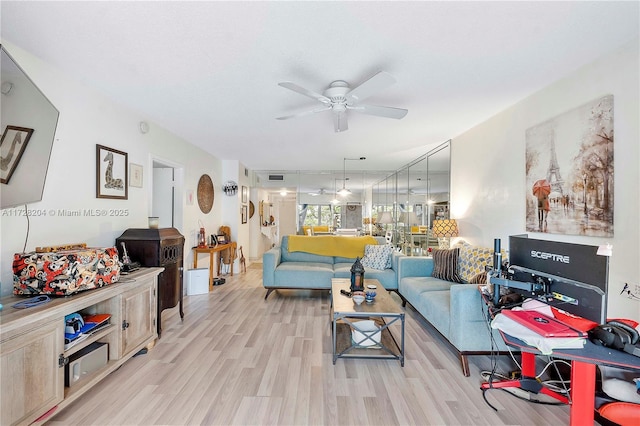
[
  {"xmin": 274, "ymin": 262, "xmax": 335, "ymax": 289},
  {"xmin": 281, "ymin": 236, "xmax": 334, "ymax": 264},
  {"xmin": 399, "ymin": 276, "xmax": 454, "ymax": 302}
]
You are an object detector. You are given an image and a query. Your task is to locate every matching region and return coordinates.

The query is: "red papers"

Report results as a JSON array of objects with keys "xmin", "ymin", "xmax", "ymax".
[
  {"xmin": 551, "ymin": 307, "xmax": 599, "ymax": 332},
  {"xmin": 83, "ymin": 314, "xmax": 111, "ymax": 326}
]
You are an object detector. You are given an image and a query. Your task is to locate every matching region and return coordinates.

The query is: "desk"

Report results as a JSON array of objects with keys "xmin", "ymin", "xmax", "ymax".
[
  {"xmin": 485, "ymin": 325, "xmax": 640, "ymax": 426},
  {"xmin": 192, "ymin": 243, "xmax": 235, "ymax": 290}
]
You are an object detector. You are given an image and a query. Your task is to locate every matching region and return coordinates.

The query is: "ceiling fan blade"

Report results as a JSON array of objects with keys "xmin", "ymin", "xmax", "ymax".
[
  {"xmin": 345, "ymin": 71, "xmax": 396, "ymax": 105},
  {"xmin": 276, "ymin": 105, "xmax": 332, "ymax": 120},
  {"xmin": 349, "ymin": 104, "xmax": 408, "ymax": 119},
  {"xmin": 278, "ymin": 82, "xmax": 331, "ymax": 104},
  {"xmin": 333, "ymin": 111, "xmax": 348, "ymax": 132}
]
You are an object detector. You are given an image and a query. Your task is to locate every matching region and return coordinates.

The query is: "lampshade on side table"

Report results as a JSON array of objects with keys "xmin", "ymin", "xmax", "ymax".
[{"xmin": 432, "ymin": 219, "xmax": 459, "ymax": 249}]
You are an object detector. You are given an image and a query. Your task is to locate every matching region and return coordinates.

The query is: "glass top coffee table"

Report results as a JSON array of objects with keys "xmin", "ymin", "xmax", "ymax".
[{"xmin": 331, "ymin": 278, "xmax": 405, "ymax": 366}]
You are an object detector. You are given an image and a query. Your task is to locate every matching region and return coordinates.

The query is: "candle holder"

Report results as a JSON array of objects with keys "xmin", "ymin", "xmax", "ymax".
[{"xmin": 350, "ymin": 257, "xmax": 365, "ymax": 292}]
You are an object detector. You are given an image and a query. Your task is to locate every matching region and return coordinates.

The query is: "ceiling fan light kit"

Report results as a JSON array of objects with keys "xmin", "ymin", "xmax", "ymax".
[{"xmin": 276, "ymin": 71, "xmax": 408, "ymax": 132}]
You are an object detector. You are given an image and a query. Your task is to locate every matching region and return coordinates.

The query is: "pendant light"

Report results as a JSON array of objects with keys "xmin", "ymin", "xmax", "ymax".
[{"xmin": 338, "ymin": 157, "xmax": 366, "ymax": 196}]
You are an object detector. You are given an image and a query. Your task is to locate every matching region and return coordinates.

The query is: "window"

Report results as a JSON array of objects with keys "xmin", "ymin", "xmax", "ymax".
[{"xmin": 299, "ymin": 204, "xmax": 341, "ymax": 227}]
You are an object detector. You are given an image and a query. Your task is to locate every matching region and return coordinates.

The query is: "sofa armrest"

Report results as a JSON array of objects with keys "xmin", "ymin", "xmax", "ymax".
[
  {"xmin": 262, "ymin": 247, "xmax": 281, "ymax": 288},
  {"xmin": 448, "ymin": 284, "xmax": 499, "ymax": 351},
  {"xmin": 397, "ymin": 256, "xmax": 434, "ymax": 280},
  {"xmin": 390, "ymin": 251, "xmax": 405, "ymax": 271}
]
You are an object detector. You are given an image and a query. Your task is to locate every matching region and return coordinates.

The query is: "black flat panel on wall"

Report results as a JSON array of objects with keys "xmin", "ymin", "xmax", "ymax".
[
  {"xmin": 507, "ymin": 234, "xmax": 609, "ymax": 323},
  {"xmin": 509, "ymin": 235, "xmax": 608, "ymax": 292}
]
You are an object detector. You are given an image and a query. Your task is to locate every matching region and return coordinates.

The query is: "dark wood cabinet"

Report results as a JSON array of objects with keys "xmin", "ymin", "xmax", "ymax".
[{"xmin": 116, "ymin": 228, "xmax": 185, "ymax": 338}]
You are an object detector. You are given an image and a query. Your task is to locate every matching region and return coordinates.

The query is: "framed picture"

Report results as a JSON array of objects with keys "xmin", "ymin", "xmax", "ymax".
[
  {"xmin": 96, "ymin": 144, "xmax": 128, "ymax": 199},
  {"xmin": 525, "ymin": 95, "xmax": 614, "ymax": 237},
  {"xmin": 1, "ymin": 126, "xmax": 34, "ymax": 184},
  {"xmin": 242, "ymin": 185, "xmax": 248, "ymax": 203},
  {"xmin": 129, "ymin": 163, "xmax": 143, "ymax": 188},
  {"xmin": 216, "ymin": 234, "xmax": 227, "ymax": 244},
  {"xmin": 241, "ymin": 204, "xmax": 248, "ymax": 224}
]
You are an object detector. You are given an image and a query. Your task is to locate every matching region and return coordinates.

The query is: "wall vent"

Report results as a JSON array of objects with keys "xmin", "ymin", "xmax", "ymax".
[{"xmin": 268, "ymin": 174, "xmax": 284, "ymax": 181}]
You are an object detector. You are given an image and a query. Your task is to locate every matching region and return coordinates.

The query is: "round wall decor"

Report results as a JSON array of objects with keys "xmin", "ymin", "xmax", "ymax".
[
  {"xmin": 197, "ymin": 174, "xmax": 214, "ymax": 214},
  {"xmin": 249, "ymin": 201, "xmax": 255, "ymax": 218}
]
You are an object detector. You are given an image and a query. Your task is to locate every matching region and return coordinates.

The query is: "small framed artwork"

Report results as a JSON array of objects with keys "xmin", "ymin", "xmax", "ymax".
[
  {"xmin": 241, "ymin": 204, "xmax": 248, "ymax": 224},
  {"xmin": 96, "ymin": 144, "xmax": 128, "ymax": 199},
  {"xmin": 1, "ymin": 126, "xmax": 34, "ymax": 184},
  {"xmin": 242, "ymin": 185, "xmax": 248, "ymax": 203},
  {"xmin": 129, "ymin": 163, "xmax": 143, "ymax": 188},
  {"xmin": 217, "ymin": 234, "xmax": 227, "ymax": 244}
]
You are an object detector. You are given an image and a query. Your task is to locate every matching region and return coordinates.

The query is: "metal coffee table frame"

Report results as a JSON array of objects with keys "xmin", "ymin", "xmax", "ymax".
[{"xmin": 331, "ymin": 279, "xmax": 405, "ymax": 366}]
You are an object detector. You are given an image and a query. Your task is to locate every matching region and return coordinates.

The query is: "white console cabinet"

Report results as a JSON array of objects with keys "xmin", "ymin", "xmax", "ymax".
[{"xmin": 0, "ymin": 268, "xmax": 162, "ymax": 425}]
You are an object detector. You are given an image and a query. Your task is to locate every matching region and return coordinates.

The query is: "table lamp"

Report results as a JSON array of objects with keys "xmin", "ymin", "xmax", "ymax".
[
  {"xmin": 378, "ymin": 212, "xmax": 393, "ymax": 228},
  {"xmin": 432, "ymin": 219, "xmax": 459, "ymax": 249}
]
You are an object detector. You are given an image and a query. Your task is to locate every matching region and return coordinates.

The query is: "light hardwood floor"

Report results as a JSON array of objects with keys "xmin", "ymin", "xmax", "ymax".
[{"xmin": 48, "ymin": 266, "xmax": 573, "ymax": 425}]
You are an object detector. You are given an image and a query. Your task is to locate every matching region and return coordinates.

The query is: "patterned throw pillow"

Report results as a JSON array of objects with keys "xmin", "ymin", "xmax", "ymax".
[
  {"xmin": 431, "ymin": 248, "xmax": 462, "ymax": 283},
  {"xmin": 458, "ymin": 245, "xmax": 508, "ymax": 283},
  {"xmin": 360, "ymin": 244, "xmax": 393, "ymax": 270},
  {"xmin": 458, "ymin": 245, "xmax": 493, "ymax": 283}
]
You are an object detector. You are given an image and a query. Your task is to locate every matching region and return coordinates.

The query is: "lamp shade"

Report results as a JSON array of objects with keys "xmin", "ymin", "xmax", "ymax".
[
  {"xmin": 378, "ymin": 212, "xmax": 393, "ymax": 224},
  {"xmin": 404, "ymin": 211, "xmax": 419, "ymax": 225},
  {"xmin": 432, "ymin": 219, "xmax": 459, "ymax": 238}
]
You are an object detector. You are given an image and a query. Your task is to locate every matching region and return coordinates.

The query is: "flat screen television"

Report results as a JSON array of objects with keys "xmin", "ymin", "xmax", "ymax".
[
  {"xmin": 1, "ymin": 44, "xmax": 59, "ymax": 209},
  {"xmin": 492, "ymin": 235, "xmax": 608, "ymax": 324}
]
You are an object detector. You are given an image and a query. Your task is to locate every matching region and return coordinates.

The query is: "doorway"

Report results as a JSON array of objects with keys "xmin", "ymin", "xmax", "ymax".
[{"xmin": 151, "ymin": 158, "xmax": 184, "ymax": 232}]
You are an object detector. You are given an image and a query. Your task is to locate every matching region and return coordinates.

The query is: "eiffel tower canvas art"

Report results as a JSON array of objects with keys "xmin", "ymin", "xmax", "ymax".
[{"xmin": 525, "ymin": 95, "xmax": 614, "ymax": 237}]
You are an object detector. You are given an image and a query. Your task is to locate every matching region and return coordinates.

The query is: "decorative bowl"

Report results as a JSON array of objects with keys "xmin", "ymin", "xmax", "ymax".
[{"xmin": 352, "ymin": 292, "xmax": 365, "ymax": 305}]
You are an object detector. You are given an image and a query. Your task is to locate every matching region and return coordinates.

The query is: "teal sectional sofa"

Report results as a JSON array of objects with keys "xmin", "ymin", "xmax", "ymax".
[
  {"xmin": 397, "ymin": 255, "xmax": 510, "ymax": 376},
  {"xmin": 262, "ymin": 235, "xmax": 403, "ymax": 299}
]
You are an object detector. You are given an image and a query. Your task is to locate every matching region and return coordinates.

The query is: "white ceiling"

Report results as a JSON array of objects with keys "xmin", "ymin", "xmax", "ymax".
[{"xmin": 2, "ymin": 1, "xmax": 638, "ymax": 184}]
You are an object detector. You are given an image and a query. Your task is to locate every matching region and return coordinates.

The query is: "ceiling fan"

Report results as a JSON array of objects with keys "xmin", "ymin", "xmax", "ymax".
[
  {"xmin": 308, "ymin": 188, "xmax": 326, "ymax": 196},
  {"xmin": 276, "ymin": 71, "xmax": 408, "ymax": 132}
]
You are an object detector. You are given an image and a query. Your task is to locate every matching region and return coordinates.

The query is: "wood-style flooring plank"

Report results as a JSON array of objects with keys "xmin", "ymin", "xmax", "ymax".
[{"xmin": 47, "ymin": 266, "xmax": 573, "ymax": 425}]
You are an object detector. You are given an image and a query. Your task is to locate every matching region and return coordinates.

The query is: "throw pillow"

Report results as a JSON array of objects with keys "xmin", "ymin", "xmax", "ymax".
[
  {"xmin": 431, "ymin": 248, "xmax": 462, "ymax": 283},
  {"xmin": 458, "ymin": 246, "xmax": 508, "ymax": 283},
  {"xmin": 458, "ymin": 245, "xmax": 493, "ymax": 283},
  {"xmin": 361, "ymin": 244, "xmax": 393, "ymax": 270}
]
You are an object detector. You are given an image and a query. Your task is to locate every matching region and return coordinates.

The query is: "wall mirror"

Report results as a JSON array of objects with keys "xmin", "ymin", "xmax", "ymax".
[
  {"xmin": 372, "ymin": 140, "xmax": 450, "ymax": 253},
  {"xmin": 1, "ymin": 44, "xmax": 59, "ymax": 209}
]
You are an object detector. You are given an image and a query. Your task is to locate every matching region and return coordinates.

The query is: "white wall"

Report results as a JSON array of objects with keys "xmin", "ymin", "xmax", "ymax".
[
  {"xmin": 0, "ymin": 41, "xmax": 225, "ymax": 296},
  {"xmin": 451, "ymin": 39, "xmax": 639, "ymax": 320}
]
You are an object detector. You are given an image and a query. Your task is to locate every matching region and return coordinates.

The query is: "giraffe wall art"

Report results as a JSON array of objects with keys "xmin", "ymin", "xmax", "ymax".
[
  {"xmin": 96, "ymin": 144, "xmax": 128, "ymax": 199},
  {"xmin": 0, "ymin": 126, "xmax": 34, "ymax": 184},
  {"xmin": 525, "ymin": 95, "xmax": 614, "ymax": 237}
]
